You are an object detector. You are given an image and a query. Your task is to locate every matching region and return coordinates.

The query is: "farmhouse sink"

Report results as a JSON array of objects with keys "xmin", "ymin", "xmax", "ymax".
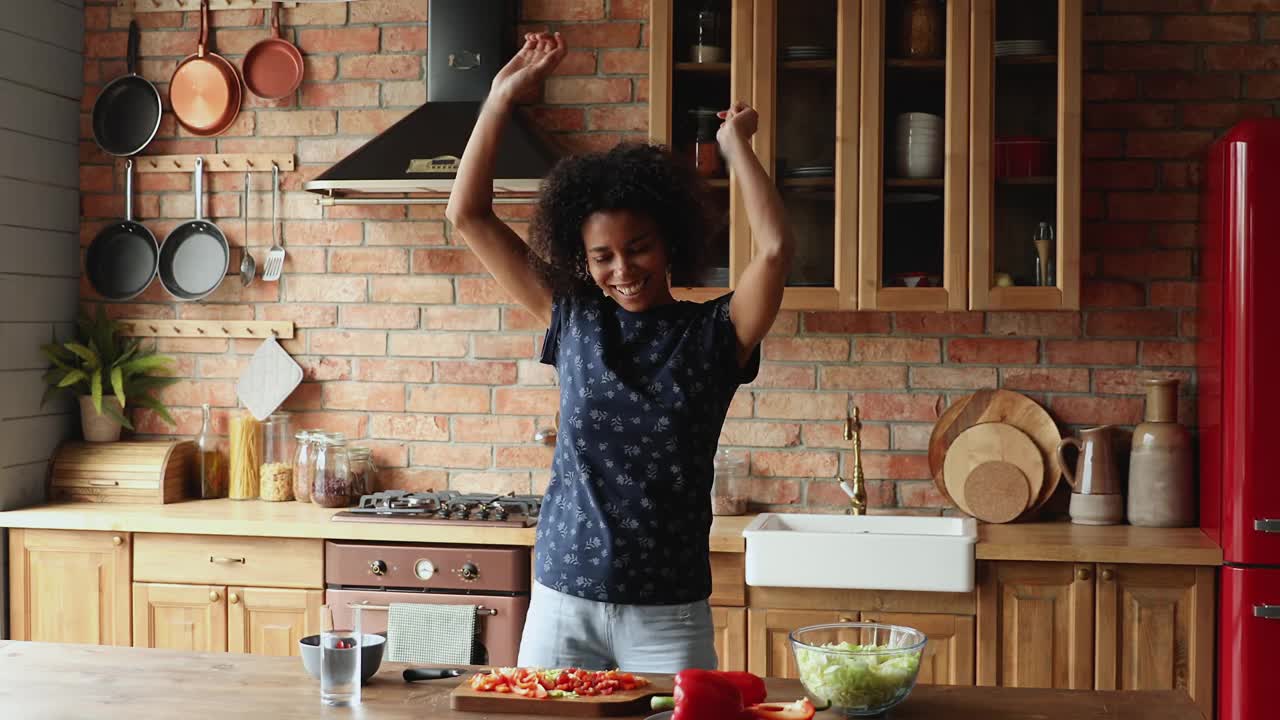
[{"xmin": 742, "ymin": 514, "xmax": 978, "ymax": 593}]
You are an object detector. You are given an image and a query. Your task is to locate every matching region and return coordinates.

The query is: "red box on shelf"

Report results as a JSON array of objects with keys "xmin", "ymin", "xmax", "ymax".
[{"xmin": 994, "ymin": 137, "xmax": 1055, "ymax": 178}]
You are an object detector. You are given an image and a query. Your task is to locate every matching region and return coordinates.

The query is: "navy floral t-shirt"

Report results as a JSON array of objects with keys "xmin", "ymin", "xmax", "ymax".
[{"xmin": 535, "ymin": 291, "xmax": 760, "ymax": 605}]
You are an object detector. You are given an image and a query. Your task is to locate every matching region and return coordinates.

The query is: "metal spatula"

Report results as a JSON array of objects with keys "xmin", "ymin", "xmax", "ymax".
[{"xmin": 262, "ymin": 161, "xmax": 285, "ymax": 281}]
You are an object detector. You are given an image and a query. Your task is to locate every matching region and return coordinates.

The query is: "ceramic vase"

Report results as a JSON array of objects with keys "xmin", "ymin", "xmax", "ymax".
[
  {"xmin": 80, "ymin": 396, "xmax": 123, "ymax": 443},
  {"xmin": 1127, "ymin": 378, "xmax": 1195, "ymax": 527}
]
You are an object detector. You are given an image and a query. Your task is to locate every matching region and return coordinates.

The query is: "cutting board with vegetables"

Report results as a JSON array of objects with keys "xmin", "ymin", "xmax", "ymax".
[{"xmin": 450, "ymin": 669, "xmax": 672, "ymax": 716}]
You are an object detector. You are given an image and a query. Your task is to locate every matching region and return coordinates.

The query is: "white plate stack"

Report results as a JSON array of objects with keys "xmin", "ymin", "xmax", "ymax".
[
  {"xmin": 893, "ymin": 112, "xmax": 943, "ymax": 179},
  {"xmin": 994, "ymin": 39, "xmax": 1052, "ymax": 57}
]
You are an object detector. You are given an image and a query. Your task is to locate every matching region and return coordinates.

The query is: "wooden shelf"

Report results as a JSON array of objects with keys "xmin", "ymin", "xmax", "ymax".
[
  {"xmin": 996, "ymin": 54, "xmax": 1056, "ymax": 65},
  {"xmin": 706, "ymin": 178, "xmax": 730, "ymax": 188},
  {"xmin": 780, "ymin": 177, "xmax": 834, "ymax": 189},
  {"xmin": 997, "ymin": 176, "xmax": 1055, "ymax": 186},
  {"xmin": 887, "ymin": 58, "xmax": 946, "ymax": 70},
  {"xmin": 117, "ymin": 320, "xmax": 295, "ymax": 340},
  {"xmin": 120, "ymin": 0, "xmax": 297, "ymax": 10},
  {"xmin": 781, "ymin": 60, "xmax": 836, "ymax": 71},
  {"xmin": 674, "ymin": 62, "xmax": 731, "ymax": 73},
  {"xmin": 133, "ymin": 154, "xmax": 295, "ymax": 174},
  {"xmin": 886, "ymin": 178, "xmax": 944, "ymax": 188}
]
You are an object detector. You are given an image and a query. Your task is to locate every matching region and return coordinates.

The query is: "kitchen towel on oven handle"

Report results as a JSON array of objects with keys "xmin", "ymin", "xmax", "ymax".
[{"xmin": 386, "ymin": 603, "xmax": 479, "ymax": 665}]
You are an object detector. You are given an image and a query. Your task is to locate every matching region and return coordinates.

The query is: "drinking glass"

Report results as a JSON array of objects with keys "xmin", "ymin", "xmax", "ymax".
[{"xmin": 320, "ymin": 604, "xmax": 361, "ymax": 706}]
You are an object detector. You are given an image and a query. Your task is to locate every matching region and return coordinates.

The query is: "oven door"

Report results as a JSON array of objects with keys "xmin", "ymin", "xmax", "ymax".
[{"xmin": 326, "ymin": 588, "xmax": 528, "ymax": 667}]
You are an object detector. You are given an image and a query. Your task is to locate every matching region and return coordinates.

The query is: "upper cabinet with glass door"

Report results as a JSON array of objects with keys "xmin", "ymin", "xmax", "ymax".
[
  {"xmin": 858, "ymin": 0, "xmax": 970, "ymax": 310},
  {"xmin": 649, "ymin": 0, "xmax": 752, "ymax": 302},
  {"xmin": 753, "ymin": 0, "xmax": 859, "ymax": 310},
  {"xmin": 969, "ymin": 0, "xmax": 1082, "ymax": 309}
]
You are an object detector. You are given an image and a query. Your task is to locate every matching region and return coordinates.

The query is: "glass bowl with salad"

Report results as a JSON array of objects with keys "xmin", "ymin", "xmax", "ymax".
[{"xmin": 789, "ymin": 622, "xmax": 926, "ymax": 717}]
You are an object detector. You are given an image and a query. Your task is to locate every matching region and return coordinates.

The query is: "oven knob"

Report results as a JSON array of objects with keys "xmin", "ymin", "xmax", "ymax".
[
  {"xmin": 369, "ymin": 560, "xmax": 386, "ymax": 576},
  {"xmin": 457, "ymin": 562, "xmax": 480, "ymax": 582},
  {"xmin": 415, "ymin": 559, "xmax": 436, "ymax": 581}
]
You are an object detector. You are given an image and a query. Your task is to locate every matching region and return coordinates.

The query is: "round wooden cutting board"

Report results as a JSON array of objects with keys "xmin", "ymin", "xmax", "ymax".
[
  {"xmin": 928, "ymin": 389, "xmax": 1061, "ymax": 514},
  {"xmin": 964, "ymin": 461, "xmax": 1032, "ymax": 523},
  {"xmin": 943, "ymin": 423, "xmax": 1043, "ymax": 517}
]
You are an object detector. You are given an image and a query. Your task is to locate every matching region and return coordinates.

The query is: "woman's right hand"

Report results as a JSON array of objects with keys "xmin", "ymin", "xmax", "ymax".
[{"xmin": 490, "ymin": 32, "xmax": 568, "ymax": 107}]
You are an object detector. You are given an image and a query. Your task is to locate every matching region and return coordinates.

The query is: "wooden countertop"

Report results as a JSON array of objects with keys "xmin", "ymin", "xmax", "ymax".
[
  {"xmin": 0, "ymin": 501, "xmax": 1221, "ymax": 564},
  {"xmin": 0, "ymin": 641, "xmax": 1202, "ymax": 719}
]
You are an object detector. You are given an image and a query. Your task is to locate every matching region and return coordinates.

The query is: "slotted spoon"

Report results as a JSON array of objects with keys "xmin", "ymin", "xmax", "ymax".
[{"xmin": 261, "ymin": 161, "xmax": 285, "ymax": 281}]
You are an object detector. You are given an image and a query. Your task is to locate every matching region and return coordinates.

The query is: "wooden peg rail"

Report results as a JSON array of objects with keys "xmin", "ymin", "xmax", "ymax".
[
  {"xmin": 133, "ymin": 154, "xmax": 295, "ymax": 174},
  {"xmin": 117, "ymin": 320, "xmax": 295, "ymax": 340},
  {"xmin": 120, "ymin": 0, "xmax": 298, "ymax": 11}
]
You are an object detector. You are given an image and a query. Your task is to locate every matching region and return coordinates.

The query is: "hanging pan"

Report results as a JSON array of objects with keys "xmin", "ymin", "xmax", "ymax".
[
  {"xmin": 85, "ymin": 159, "xmax": 159, "ymax": 300},
  {"xmin": 159, "ymin": 157, "xmax": 229, "ymax": 301},
  {"xmin": 169, "ymin": 0, "xmax": 241, "ymax": 136},
  {"xmin": 91, "ymin": 20, "xmax": 162, "ymax": 156},
  {"xmin": 243, "ymin": 2, "xmax": 304, "ymax": 100}
]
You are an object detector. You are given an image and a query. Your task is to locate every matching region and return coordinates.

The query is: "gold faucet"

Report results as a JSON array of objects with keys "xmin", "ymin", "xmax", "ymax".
[{"xmin": 844, "ymin": 407, "xmax": 867, "ymax": 516}]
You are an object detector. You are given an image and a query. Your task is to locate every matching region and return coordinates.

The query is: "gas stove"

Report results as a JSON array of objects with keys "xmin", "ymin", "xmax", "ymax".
[{"xmin": 331, "ymin": 490, "xmax": 542, "ymax": 527}]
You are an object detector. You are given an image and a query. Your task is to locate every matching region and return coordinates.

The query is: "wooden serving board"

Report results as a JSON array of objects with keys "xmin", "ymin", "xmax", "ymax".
[
  {"xmin": 928, "ymin": 389, "xmax": 1061, "ymax": 515},
  {"xmin": 450, "ymin": 678, "xmax": 673, "ymax": 717}
]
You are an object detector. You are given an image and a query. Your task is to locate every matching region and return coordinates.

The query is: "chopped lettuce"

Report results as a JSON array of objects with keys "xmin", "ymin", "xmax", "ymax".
[{"xmin": 793, "ymin": 642, "xmax": 921, "ymax": 710}]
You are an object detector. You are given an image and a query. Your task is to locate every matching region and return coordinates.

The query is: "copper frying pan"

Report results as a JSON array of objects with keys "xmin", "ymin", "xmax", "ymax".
[
  {"xmin": 169, "ymin": 0, "xmax": 241, "ymax": 136},
  {"xmin": 243, "ymin": 2, "xmax": 304, "ymax": 100}
]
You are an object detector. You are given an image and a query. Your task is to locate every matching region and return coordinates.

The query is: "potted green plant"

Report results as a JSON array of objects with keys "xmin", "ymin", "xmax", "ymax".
[{"xmin": 41, "ymin": 306, "xmax": 180, "ymax": 442}]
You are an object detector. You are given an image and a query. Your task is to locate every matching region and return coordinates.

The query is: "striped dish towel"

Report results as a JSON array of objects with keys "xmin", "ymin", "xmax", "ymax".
[{"xmin": 385, "ymin": 603, "xmax": 478, "ymax": 665}]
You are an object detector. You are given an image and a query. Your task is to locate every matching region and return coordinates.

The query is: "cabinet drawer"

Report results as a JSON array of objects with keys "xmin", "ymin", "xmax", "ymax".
[{"xmin": 134, "ymin": 534, "xmax": 323, "ymax": 589}]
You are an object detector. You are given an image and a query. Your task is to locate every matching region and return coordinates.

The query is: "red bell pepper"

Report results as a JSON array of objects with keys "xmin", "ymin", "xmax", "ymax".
[
  {"xmin": 672, "ymin": 669, "xmax": 753, "ymax": 720},
  {"xmin": 715, "ymin": 670, "xmax": 767, "ymax": 706}
]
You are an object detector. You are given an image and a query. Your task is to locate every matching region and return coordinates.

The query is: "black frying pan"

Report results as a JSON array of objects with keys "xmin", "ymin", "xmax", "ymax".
[
  {"xmin": 159, "ymin": 157, "xmax": 229, "ymax": 301},
  {"xmin": 91, "ymin": 20, "xmax": 162, "ymax": 157},
  {"xmin": 85, "ymin": 159, "xmax": 158, "ymax": 300}
]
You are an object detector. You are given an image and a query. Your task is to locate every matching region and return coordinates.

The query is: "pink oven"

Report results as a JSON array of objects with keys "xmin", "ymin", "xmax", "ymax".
[{"xmin": 325, "ymin": 540, "xmax": 531, "ymax": 666}]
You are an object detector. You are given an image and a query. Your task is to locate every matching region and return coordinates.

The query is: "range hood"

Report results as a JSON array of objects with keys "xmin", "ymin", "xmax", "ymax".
[{"xmin": 305, "ymin": 0, "xmax": 561, "ymax": 204}]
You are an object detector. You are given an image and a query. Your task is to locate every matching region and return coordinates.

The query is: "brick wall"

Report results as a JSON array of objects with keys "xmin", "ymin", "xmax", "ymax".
[{"xmin": 77, "ymin": 0, "xmax": 1267, "ymax": 513}]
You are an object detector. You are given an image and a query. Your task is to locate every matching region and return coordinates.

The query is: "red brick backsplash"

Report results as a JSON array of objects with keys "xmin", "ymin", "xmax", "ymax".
[{"xmin": 79, "ymin": 1, "xmax": 1265, "ymax": 514}]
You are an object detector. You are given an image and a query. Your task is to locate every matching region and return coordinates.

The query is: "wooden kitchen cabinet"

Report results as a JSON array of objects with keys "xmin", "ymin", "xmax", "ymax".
[
  {"xmin": 976, "ymin": 561, "xmax": 1094, "ymax": 689},
  {"xmin": 862, "ymin": 611, "xmax": 975, "ymax": 686},
  {"xmin": 650, "ymin": 0, "xmax": 1080, "ymax": 311},
  {"xmin": 968, "ymin": 0, "xmax": 1082, "ymax": 309},
  {"xmin": 1094, "ymin": 564, "xmax": 1215, "ymax": 720},
  {"xmin": 712, "ymin": 606, "xmax": 748, "ymax": 671},
  {"xmin": 748, "ymin": 608, "xmax": 861, "ymax": 678},
  {"xmin": 135, "ymin": 583, "xmax": 320, "ymax": 657},
  {"xmin": 8, "ymin": 529, "xmax": 131, "ymax": 646},
  {"xmin": 132, "ymin": 582, "xmax": 227, "ymax": 652},
  {"xmin": 857, "ymin": 0, "xmax": 970, "ymax": 310},
  {"xmin": 227, "ymin": 586, "xmax": 323, "ymax": 657}
]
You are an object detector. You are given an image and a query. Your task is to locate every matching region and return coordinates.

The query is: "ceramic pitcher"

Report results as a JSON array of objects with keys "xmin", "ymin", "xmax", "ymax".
[{"xmin": 1056, "ymin": 425, "xmax": 1120, "ymax": 495}]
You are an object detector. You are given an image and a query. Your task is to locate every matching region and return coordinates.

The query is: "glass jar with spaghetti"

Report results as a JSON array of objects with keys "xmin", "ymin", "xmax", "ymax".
[
  {"xmin": 259, "ymin": 411, "xmax": 294, "ymax": 502},
  {"xmin": 228, "ymin": 410, "xmax": 261, "ymax": 500}
]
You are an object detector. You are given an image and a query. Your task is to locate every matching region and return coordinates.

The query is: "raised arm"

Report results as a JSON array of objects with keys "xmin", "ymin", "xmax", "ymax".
[
  {"xmin": 445, "ymin": 32, "xmax": 567, "ymax": 325},
  {"xmin": 717, "ymin": 102, "xmax": 795, "ymax": 366}
]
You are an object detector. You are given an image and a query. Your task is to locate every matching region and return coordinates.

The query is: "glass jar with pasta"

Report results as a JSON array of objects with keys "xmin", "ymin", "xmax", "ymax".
[
  {"xmin": 259, "ymin": 412, "xmax": 294, "ymax": 502},
  {"xmin": 228, "ymin": 410, "xmax": 262, "ymax": 500}
]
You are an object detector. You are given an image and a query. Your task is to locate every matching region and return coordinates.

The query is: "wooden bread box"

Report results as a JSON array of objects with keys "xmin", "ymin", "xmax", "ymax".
[{"xmin": 49, "ymin": 441, "xmax": 194, "ymax": 504}]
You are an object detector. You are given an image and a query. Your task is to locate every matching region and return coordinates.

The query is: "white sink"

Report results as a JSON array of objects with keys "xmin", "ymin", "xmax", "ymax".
[{"xmin": 743, "ymin": 513, "xmax": 978, "ymax": 593}]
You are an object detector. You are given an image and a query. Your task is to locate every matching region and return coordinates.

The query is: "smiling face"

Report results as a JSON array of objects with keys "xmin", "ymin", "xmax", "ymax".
[{"xmin": 582, "ymin": 209, "xmax": 675, "ymax": 312}]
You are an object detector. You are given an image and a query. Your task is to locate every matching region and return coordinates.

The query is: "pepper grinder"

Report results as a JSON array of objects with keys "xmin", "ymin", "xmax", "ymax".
[
  {"xmin": 841, "ymin": 407, "xmax": 867, "ymax": 516},
  {"xmin": 1034, "ymin": 221, "xmax": 1055, "ymax": 287}
]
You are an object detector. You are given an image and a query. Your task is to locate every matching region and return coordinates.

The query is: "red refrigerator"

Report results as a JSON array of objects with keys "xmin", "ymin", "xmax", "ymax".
[{"xmin": 1200, "ymin": 119, "xmax": 1280, "ymax": 720}]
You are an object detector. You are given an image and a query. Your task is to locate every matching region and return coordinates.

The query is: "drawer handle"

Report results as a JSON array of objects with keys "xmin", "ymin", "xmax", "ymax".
[
  {"xmin": 209, "ymin": 590, "xmax": 220, "ymax": 603},
  {"xmin": 1256, "ymin": 605, "xmax": 1280, "ymax": 620},
  {"xmin": 1256, "ymin": 519, "xmax": 1280, "ymax": 533},
  {"xmin": 112, "ymin": 535, "xmax": 124, "ymax": 547},
  {"xmin": 210, "ymin": 556, "xmax": 246, "ymax": 564},
  {"xmin": 1101, "ymin": 568, "xmax": 1115, "ymax": 581},
  {"xmin": 229, "ymin": 592, "xmax": 240, "ymax": 605},
  {"xmin": 89, "ymin": 480, "xmax": 119, "ymax": 487}
]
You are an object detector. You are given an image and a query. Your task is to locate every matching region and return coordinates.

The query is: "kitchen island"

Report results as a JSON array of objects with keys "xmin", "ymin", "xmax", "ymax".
[{"xmin": 0, "ymin": 640, "xmax": 1202, "ymax": 719}]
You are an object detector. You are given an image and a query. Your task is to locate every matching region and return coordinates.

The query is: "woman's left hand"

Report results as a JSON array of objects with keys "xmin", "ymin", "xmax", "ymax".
[{"xmin": 717, "ymin": 102, "xmax": 758, "ymax": 154}]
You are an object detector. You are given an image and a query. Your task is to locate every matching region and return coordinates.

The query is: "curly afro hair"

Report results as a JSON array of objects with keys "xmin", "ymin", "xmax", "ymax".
[{"xmin": 529, "ymin": 143, "xmax": 716, "ymax": 295}]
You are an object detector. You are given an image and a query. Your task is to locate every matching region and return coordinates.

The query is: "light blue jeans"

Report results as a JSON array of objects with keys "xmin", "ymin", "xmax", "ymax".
[{"xmin": 516, "ymin": 581, "xmax": 718, "ymax": 673}]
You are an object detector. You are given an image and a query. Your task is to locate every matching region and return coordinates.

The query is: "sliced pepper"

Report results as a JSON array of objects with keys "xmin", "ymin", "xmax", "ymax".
[{"xmin": 746, "ymin": 698, "xmax": 817, "ymax": 720}]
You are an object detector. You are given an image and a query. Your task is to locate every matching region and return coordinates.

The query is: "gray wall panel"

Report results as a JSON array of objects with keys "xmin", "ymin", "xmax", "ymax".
[
  {"xmin": 0, "ymin": 227, "xmax": 80, "ymax": 278},
  {"xmin": 0, "ymin": 79, "xmax": 79, "ymax": 142}
]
